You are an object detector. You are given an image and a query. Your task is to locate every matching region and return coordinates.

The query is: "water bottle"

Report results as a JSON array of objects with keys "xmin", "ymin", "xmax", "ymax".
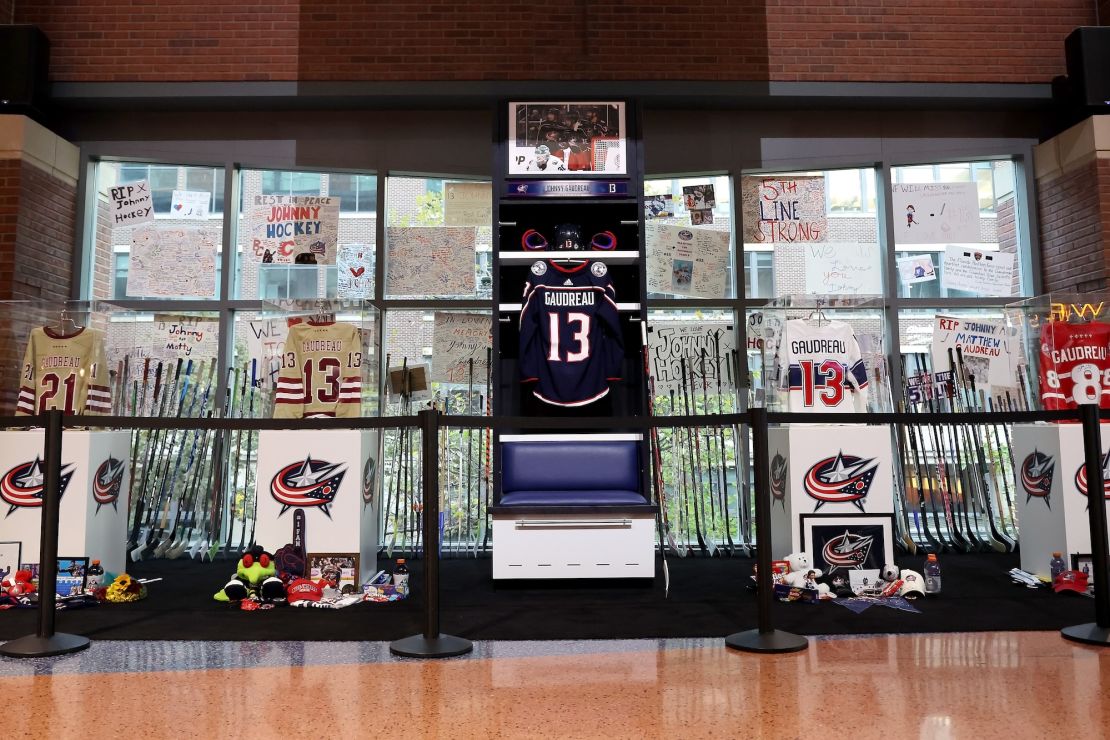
[
  {"xmin": 924, "ymin": 553, "xmax": 941, "ymax": 595},
  {"xmin": 392, "ymin": 559, "xmax": 409, "ymax": 589},
  {"xmin": 1050, "ymin": 552, "xmax": 1066, "ymax": 581},
  {"xmin": 86, "ymin": 559, "xmax": 105, "ymax": 591}
]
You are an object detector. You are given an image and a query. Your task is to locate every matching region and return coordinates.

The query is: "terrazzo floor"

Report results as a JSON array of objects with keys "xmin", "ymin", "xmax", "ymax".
[{"xmin": 2, "ymin": 631, "xmax": 1108, "ymax": 739}]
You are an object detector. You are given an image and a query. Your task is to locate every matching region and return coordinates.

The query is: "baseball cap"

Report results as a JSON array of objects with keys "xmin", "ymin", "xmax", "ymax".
[
  {"xmin": 286, "ymin": 578, "xmax": 323, "ymax": 603},
  {"xmin": 1053, "ymin": 570, "xmax": 1089, "ymax": 594}
]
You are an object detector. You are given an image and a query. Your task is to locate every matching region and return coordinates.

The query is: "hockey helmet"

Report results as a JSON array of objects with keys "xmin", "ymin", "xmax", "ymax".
[
  {"xmin": 534, "ymin": 144, "xmax": 551, "ymax": 157},
  {"xmin": 898, "ymin": 569, "xmax": 926, "ymax": 599},
  {"xmin": 553, "ymin": 223, "xmax": 583, "ymax": 251}
]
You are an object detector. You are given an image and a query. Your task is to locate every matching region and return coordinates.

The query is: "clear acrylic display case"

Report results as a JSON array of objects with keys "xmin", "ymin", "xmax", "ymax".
[{"xmin": 749, "ymin": 294, "xmax": 890, "ymax": 413}]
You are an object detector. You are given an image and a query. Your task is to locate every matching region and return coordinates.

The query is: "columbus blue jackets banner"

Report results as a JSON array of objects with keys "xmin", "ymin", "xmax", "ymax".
[
  {"xmin": 270, "ymin": 456, "xmax": 347, "ymax": 518},
  {"xmin": 92, "ymin": 455, "xmax": 126, "ymax": 512},
  {"xmin": 0, "ymin": 458, "xmax": 75, "ymax": 516},
  {"xmin": 801, "ymin": 514, "xmax": 895, "ymax": 575},
  {"xmin": 803, "ymin": 452, "xmax": 879, "ymax": 512},
  {"xmin": 1020, "ymin": 450, "xmax": 1054, "ymax": 507},
  {"xmin": 505, "ymin": 180, "xmax": 630, "ymax": 198}
]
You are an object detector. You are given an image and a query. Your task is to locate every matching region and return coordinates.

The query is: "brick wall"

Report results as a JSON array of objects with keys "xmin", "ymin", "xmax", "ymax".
[
  {"xmin": 14, "ymin": 160, "xmax": 74, "ymax": 300},
  {"xmin": 16, "ymin": 1, "xmax": 1094, "ymax": 83},
  {"xmin": 0, "ymin": 1, "xmax": 13, "ymax": 24},
  {"xmin": 1036, "ymin": 158, "xmax": 1107, "ymax": 294},
  {"xmin": 0, "ymin": 160, "xmax": 17, "ymax": 297}
]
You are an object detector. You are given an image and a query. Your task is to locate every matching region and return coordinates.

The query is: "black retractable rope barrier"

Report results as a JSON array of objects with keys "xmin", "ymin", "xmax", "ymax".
[
  {"xmin": 390, "ymin": 409, "xmax": 473, "ymax": 658},
  {"xmin": 1061, "ymin": 404, "xmax": 1110, "ymax": 647},
  {"xmin": 0, "ymin": 411, "xmax": 91, "ymax": 658}
]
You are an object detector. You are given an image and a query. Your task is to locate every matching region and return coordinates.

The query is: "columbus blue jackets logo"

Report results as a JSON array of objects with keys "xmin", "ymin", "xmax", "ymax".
[
  {"xmin": 803, "ymin": 452, "xmax": 878, "ymax": 511},
  {"xmin": 362, "ymin": 457, "xmax": 377, "ymax": 506},
  {"xmin": 821, "ymin": 530, "xmax": 875, "ymax": 573},
  {"xmin": 271, "ymin": 456, "xmax": 347, "ymax": 518},
  {"xmin": 92, "ymin": 456, "xmax": 125, "ymax": 513},
  {"xmin": 1073, "ymin": 451, "xmax": 1110, "ymax": 502},
  {"xmin": 0, "ymin": 458, "xmax": 75, "ymax": 517},
  {"xmin": 1020, "ymin": 450, "xmax": 1054, "ymax": 507},
  {"xmin": 770, "ymin": 452, "xmax": 787, "ymax": 508}
]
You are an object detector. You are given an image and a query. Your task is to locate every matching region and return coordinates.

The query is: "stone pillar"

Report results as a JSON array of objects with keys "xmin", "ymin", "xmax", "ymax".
[{"xmin": 1034, "ymin": 116, "xmax": 1110, "ymax": 295}]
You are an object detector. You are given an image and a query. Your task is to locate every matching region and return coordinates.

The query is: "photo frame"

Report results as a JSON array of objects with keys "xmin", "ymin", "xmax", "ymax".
[
  {"xmin": 0, "ymin": 541, "xmax": 20, "ymax": 583},
  {"xmin": 1071, "ymin": 553, "xmax": 1093, "ymax": 578},
  {"xmin": 800, "ymin": 514, "xmax": 895, "ymax": 575},
  {"xmin": 308, "ymin": 552, "xmax": 359, "ymax": 591},
  {"xmin": 55, "ymin": 556, "xmax": 89, "ymax": 597},
  {"xmin": 508, "ymin": 101, "xmax": 627, "ymax": 175}
]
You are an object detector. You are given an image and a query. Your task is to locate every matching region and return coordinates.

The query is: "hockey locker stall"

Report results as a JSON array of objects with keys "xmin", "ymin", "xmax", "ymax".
[
  {"xmin": 0, "ymin": 430, "xmax": 131, "ymax": 575},
  {"xmin": 490, "ymin": 100, "xmax": 658, "ymax": 579}
]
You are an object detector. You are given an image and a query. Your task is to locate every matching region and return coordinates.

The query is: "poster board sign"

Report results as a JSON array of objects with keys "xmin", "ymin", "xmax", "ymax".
[
  {"xmin": 245, "ymin": 317, "xmax": 290, "ymax": 390},
  {"xmin": 930, "ymin": 314, "xmax": 1016, "ymax": 390},
  {"xmin": 891, "ymin": 183, "xmax": 980, "ymax": 244},
  {"xmin": 896, "ymin": 254, "xmax": 937, "ymax": 285},
  {"xmin": 430, "ymin": 313, "xmax": 491, "ymax": 384},
  {"xmin": 127, "ymin": 224, "xmax": 218, "ymax": 298},
  {"xmin": 647, "ymin": 322, "xmax": 736, "ymax": 394},
  {"xmin": 171, "ymin": 190, "xmax": 211, "ymax": 219},
  {"xmin": 941, "ymin": 246, "xmax": 1014, "ymax": 296},
  {"xmin": 508, "ymin": 101, "xmax": 626, "ymax": 175},
  {"xmin": 150, "ymin": 314, "xmax": 219, "ymax": 362},
  {"xmin": 645, "ymin": 223, "xmax": 730, "ymax": 298},
  {"xmin": 444, "ymin": 182, "xmax": 492, "ymax": 227},
  {"xmin": 802, "ymin": 242, "xmax": 882, "ymax": 295},
  {"xmin": 109, "ymin": 179, "xmax": 154, "ymax": 226},
  {"xmin": 386, "ymin": 227, "xmax": 476, "ymax": 297},
  {"xmin": 741, "ymin": 176, "xmax": 826, "ymax": 244},
  {"xmin": 337, "ymin": 244, "xmax": 373, "ymax": 299},
  {"xmin": 248, "ymin": 195, "xmax": 340, "ymax": 265}
]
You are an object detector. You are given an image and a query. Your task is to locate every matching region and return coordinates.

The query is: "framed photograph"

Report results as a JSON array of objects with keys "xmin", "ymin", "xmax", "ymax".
[
  {"xmin": 0, "ymin": 541, "xmax": 20, "ymax": 583},
  {"xmin": 56, "ymin": 556, "xmax": 89, "ymax": 597},
  {"xmin": 308, "ymin": 552, "xmax": 359, "ymax": 591},
  {"xmin": 1071, "ymin": 553, "xmax": 1093, "ymax": 579},
  {"xmin": 800, "ymin": 514, "xmax": 895, "ymax": 575},
  {"xmin": 508, "ymin": 101, "xmax": 626, "ymax": 175}
]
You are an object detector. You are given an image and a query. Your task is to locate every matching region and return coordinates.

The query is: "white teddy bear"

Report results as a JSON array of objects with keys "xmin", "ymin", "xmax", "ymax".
[{"xmin": 782, "ymin": 552, "xmax": 836, "ymax": 599}]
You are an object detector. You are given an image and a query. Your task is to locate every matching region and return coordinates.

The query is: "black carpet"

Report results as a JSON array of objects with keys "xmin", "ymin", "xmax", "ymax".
[{"xmin": 0, "ymin": 553, "xmax": 1097, "ymax": 641}]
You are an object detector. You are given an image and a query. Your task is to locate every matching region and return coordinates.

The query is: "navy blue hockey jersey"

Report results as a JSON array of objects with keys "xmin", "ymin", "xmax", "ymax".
[{"xmin": 519, "ymin": 259, "xmax": 623, "ymax": 406}]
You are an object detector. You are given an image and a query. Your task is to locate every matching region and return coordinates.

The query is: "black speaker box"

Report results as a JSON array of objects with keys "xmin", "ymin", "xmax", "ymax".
[
  {"xmin": 0, "ymin": 25, "xmax": 50, "ymax": 113},
  {"xmin": 1065, "ymin": 26, "xmax": 1110, "ymax": 109}
]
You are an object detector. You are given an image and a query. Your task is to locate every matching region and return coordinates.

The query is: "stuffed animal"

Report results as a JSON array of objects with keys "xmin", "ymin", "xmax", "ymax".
[
  {"xmin": 214, "ymin": 546, "xmax": 285, "ymax": 603},
  {"xmin": 782, "ymin": 552, "xmax": 836, "ymax": 599}
]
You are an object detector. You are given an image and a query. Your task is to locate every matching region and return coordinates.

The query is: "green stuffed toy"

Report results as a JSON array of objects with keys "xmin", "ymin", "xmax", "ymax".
[{"xmin": 214, "ymin": 545, "xmax": 286, "ymax": 603}]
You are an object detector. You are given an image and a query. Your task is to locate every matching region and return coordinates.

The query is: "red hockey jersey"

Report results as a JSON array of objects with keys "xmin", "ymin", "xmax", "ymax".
[{"xmin": 1039, "ymin": 321, "xmax": 1110, "ymax": 410}]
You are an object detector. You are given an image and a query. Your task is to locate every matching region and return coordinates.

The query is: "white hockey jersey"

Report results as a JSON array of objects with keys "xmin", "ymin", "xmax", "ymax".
[
  {"xmin": 17, "ymin": 327, "xmax": 111, "ymax": 416},
  {"xmin": 273, "ymin": 321, "xmax": 362, "ymax": 418},
  {"xmin": 777, "ymin": 319, "xmax": 868, "ymax": 413}
]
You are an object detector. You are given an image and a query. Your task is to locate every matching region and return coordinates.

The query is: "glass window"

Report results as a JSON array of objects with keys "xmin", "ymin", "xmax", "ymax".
[
  {"xmin": 236, "ymin": 168, "xmax": 376, "ymax": 300},
  {"xmin": 645, "ymin": 175, "xmax": 734, "ymax": 300},
  {"xmin": 89, "ymin": 161, "xmax": 223, "ymax": 301},
  {"xmin": 184, "ymin": 167, "xmax": 224, "ymax": 214},
  {"xmin": 384, "ymin": 177, "xmax": 491, "ymax": 300},
  {"xmin": 741, "ymin": 168, "xmax": 881, "ymax": 300},
  {"xmin": 893, "ymin": 159, "xmax": 1027, "ymax": 299}
]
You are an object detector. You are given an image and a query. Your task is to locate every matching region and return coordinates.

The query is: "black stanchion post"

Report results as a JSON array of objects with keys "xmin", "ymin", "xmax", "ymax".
[
  {"xmin": 390, "ymin": 409, "xmax": 473, "ymax": 658},
  {"xmin": 0, "ymin": 410, "xmax": 90, "ymax": 658},
  {"xmin": 725, "ymin": 407, "xmax": 808, "ymax": 654},
  {"xmin": 1061, "ymin": 403, "xmax": 1110, "ymax": 646}
]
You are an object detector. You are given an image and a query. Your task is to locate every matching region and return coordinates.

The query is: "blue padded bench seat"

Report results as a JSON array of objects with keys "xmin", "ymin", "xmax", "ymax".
[{"xmin": 495, "ymin": 440, "xmax": 655, "ymax": 512}]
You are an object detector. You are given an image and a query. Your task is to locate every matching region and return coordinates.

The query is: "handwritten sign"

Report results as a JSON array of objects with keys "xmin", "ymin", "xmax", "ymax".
[
  {"xmin": 941, "ymin": 246, "xmax": 1015, "ymax": 296},
  {"xmin": 127, "ymin": 224, "xmax": 218, "ymax": 298},
  {"xmin": 741, "ymin": 176, "xmax": 826, "ymax": 244},
  {"xmin": 646, "ymin": 223, "xmax": 730, "ymax": 298},
  {"xmin": 648, "ymin": 322, "xmax": 736, "ymax": 394},
  {"xmin": 245, "ymin": 318, "xmax": 290, "ymax": 390},
  {"xmin": 171, "ymin": 190, "xmax": 210, "ymax": 219},
  {"xmin": 430, "ymin": 313, "xmax": 491, "ymax": 384},
  {"xmin": 931, "ymin": 314, "xmax": 1015, "ymax": 390},
  {"xmin": 891, "ymin": 183, "xmax": 980, "ymax": 244},
  {"xmin": 109, "ymin": 179, "xmax": 154, "ymax": 226},
  {"xmin": 803, "ymin": 242, "xmax": 882, "ymax": 295},
  {"xmin": 444, "ymin": 182, "xmax": 491, "ymax": 227},
  {"xmin": 150, "ymin": 314, "xmax": 219, "ymax": 362},
  {"xmin": 249, "ymin": 195, "xmax": 339, "ymax": 265},
  {"xmin": 386, "ymin": 227, "xmax": 476, "ymax": 297},
  {"xmin": 338, "ymin": 244, "xmax": 373, "ymax": 298}
]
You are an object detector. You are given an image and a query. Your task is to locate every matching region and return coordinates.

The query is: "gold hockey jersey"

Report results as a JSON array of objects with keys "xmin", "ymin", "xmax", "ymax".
[
  {"xmin": 17, "ymin": 327, "xmax": 111, "ymax": 416},
  {"xmin": 273, "ymin": 321, "xmax": 363, "ymax": 418}
]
